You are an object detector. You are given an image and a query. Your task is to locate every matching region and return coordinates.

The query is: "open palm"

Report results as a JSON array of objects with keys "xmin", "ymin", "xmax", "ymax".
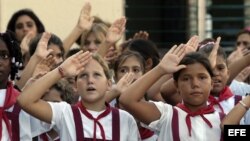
[{"xmin": 159, "ymin": 44, "xmax": 186, "ymax": 74}]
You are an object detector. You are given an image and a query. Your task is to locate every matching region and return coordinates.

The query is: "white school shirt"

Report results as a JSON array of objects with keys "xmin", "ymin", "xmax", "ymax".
[
  {"xmin": 30, "ymin": 115, "xmax": 52, "ymax": 137},
  {"xmin": 147, "ymin": 101, "xmax": 222, "ymax": 141},
  {"xmin": 48, "ymin": 101, "xmax": 140, "ymax": 141},
  {"xmin": 229, "ymin": 80, "xmax": 250, "ymax": 96},
  {"xmin": 0, "ymin": 89, "xmax": 32, "ymax": 141},
  {"xmin": 211, "ymin": 95, "xmax": 238, "ymax": 114},
  {"xmin": 210, "ymin": 95, "xmax": 250, "ymax": 124}
]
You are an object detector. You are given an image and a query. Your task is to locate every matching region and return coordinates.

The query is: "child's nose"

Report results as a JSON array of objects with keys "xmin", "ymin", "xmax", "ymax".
[{"xmin": 191, "ymin": 78, "xmax": 200, "ymax": 88}]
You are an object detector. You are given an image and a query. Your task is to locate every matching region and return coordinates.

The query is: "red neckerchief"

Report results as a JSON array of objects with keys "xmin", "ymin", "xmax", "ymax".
[
  {"xmin": 0, "ymin": 82, "xmax": 19, "ymax": 140},
  {"xmin": 76, "ymin": 102, "xmax": 111, "ymax": 141},
  {"xmin": 40, "ymin": 133, "xmax": 49, "ymax": 141},
  {"xmin": 176, "ymin": 103, "xmax": 215, "ymax": 136},
  {"xmin": 208, "ymin": 86, "xmax": 233, "ymax": 113},
  {"xmin": 139, "ymin": 126, "xmax": 154, "ymax": 139}
]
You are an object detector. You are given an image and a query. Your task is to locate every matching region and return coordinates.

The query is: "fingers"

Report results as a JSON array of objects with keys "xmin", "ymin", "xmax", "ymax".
[
  {"xmin": 112, "ymin": 17, "xmax": 126, "ymax": 32},
  {"xmin": 44, "ymin": 55, "xmax": 56, "ymax": 69},
  {"xmin": 119, "ymin": 72, "xmax": 135, "ymax": 86},
  {"xmin": 39, "ymin": 32, "xmax": 51, "ymax": 45},
  {"xmin": 133, "ymin": 31, "xmax": 149, "ymax": 40},
  {"xmin": 175, "ymin": 44, "xmax": 185, "ymax": 57},
  {"xmin": 168, "ymin": 45, "xmax": 178, "ymax": 54},
  {"xmin": 187, "ymin": 35, "xmax": 199, "ymax": 48},
  {"xmin": 213, "ymin": 36, "xmax": 221, "ymax": 51},
  {"xmin": 168, "ymin": 44, "xmax": 185, "ymax": 58},
  {"xmin": 82, "ymin": 2, "xmax": 91, "ymax": 16},
  {"xmin": 76, "ymin": 51, "xmax": 92, "ymax": 66}
]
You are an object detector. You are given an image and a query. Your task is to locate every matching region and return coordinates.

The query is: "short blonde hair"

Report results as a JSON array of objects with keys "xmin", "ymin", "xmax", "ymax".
[{"xmin": 80, "ymin": 23, "xmax": 109, "ymax": 48}]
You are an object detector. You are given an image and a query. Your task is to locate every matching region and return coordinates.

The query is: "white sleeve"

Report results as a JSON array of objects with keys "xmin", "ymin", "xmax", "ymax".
[
  {"xmin": 147, "ymin": 101, "xmax": 173, "ymax": 132},
  {"xmin": 48, "ymin": 101, "xmax": 70, "ymax": 130},
  {"xmin": 126, "ymin": 112, "xmax": 141, "ymax": 141},
  {"xmin": 19, "ymin": 110, "xmax": 32, "ymax": 140}
]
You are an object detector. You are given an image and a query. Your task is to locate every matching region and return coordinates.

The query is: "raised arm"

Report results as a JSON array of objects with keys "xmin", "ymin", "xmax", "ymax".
[
  {"xmin": 160, "ymin": 78, "xmax": 182, "ymax": 105},
  {"xmin": 15, "ymin": 32, "xmax": 53, "ymax": 89},
  {"xmin": 221, "ymin": 95, "xmax": 250, "ymax": 131},
  {"xmin": 105, "ymin": 72, "xmax": 134, "ymax": 103},
  {"xmin": 119, "ymin": 45, "xmax": 186, "ymax": 124},
  {"xmin": 97, "ymin": 17, "xmax": 126, "ymax": 57},
  {"xmin": 63, "ymin": 2, "xmax": 94, "ymax": 54},
  {"xmin": 17, "ymin": 49, "xmax": 92, "ymax": 123},
  {"xmin": 228, "ymin": 49, "xmax": 250, "ymax": 84},
  {"xmin": 159, "ymin": 36, "xmax": 199, "ymax": 104}
]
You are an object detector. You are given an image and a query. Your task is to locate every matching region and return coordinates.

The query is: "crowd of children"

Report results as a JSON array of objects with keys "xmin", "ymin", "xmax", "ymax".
[{"xmin": 1, "ymin": 2, "xmax": 250, "ymax": 141}]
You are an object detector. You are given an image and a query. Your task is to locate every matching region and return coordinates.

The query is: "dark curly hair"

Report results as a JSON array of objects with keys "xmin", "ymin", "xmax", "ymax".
[{"xmin": 0, "ymin": 31, "xmax": 23, "ymax": 80}]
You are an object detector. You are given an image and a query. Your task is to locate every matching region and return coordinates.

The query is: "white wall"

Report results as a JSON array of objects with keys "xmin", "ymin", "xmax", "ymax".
[{"xmin": 0, "ymin": 0, "xmax": 124, "ymax": 40}]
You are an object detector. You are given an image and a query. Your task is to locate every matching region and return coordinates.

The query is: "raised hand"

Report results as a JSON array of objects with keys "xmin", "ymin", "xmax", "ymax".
[
  {"xmin": 34, "ymin": 32, "xmax": 53, "ymax": 59},
  {"xmin": 208, "ymin": 37, "xmax": 221, "ymax": 68},
  {"xmin": 77, "ymin": 2, "xmax": 94, "ymax": 31},
  {"xmin": 158, "ymin": 44, "xmax": 186, "ymax": 74},
  {"xmin": 113, "ymin": 72, "xmax": 135, "ymax": 94},
  {"xmin": 235, "ymin": 66, "xmax": 250, "ymax": 82},
  {"xmin": 106, "ymin": 17, "xmax": 126, "ymax": 44},
  {"xmin": 133, "ymin": 31, "xmax": 149, "ymax": 40},
  {"xmin": 185, "ymin": 35, "xmax": 199, "ymax": 53},
  {"xmin": 104, "ymin": 46, "xmax": 119, "ymax": 63},
  {"xmin": 20, "ymin": 31, "xmax": 35, "ymax": 55},
  {"xmin": 59, "ymin": 50, "xmax": 92, "ymax": 77},
  {"xmin": 32, "ymin": 55, "xmax": 56, "ymax": 77}
]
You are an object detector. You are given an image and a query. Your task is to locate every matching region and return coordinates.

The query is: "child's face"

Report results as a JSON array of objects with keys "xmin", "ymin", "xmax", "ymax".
[
  {"xmin": 176, "ymin": 63, "xmax": 212, "ymax": 107},
  {"xmin": 76, "ymin": 59, "xmax": 111, "ymax": 103},
  {"xmin": 236, "ymin": 33, "xmax": 250, "ymax": 50},
  {"xmin": 15, "ymin": 15, "xmax": 37, "ymax": 42},
  {"xmin": 116, "ymin": 56, "xmax": 143, "ymax": 82},
  {"xmin": 48, "ymin": 44, "xmax": 64, "ymax": 66},
  {"xmin": 83, "ymin": 33, "xmax": 104, "ymax": 53},
  {"xmin": 0, "ymin": 40, "xmax": 11, "ymax": 84},
  {"xmin": 211, "ymin": 56, "xmax": 229, "ymax": 94}
]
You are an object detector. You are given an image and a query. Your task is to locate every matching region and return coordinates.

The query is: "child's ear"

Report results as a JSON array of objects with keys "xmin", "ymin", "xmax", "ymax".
[
  {"xmin": 145, "ymin": 58, "xmax": 153, "ymax": 72},
  {"xmin": 107, "ymin": 79, "xmax": 112, "ymax": 91}
]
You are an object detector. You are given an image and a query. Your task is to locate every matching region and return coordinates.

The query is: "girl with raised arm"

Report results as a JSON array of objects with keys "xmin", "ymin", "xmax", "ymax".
[
  {"xmin": 17, "ymin": 36, "xmax": 139, "ymax": 140},
  {"xmin": 120, "ymin": 45, "xmax": 224, "ymax": 141}
]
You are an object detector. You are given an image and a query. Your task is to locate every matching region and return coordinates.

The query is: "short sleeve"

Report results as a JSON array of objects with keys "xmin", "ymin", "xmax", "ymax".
[{"xmin": 147, "ymin": 101, "xmax": 173, "ymax": 132}]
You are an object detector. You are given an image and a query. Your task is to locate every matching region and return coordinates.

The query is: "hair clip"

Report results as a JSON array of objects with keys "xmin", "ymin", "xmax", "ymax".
[
  {"xmin": 19, "ymin": 63, "xmax": 23, "ymax": 67},
  {"xmin": 12, "ymin": 57, "xmax": 15, "ymax": 63},
  {"xmin": 199, "ymin": 41, "xmax": 215, "ymax": 49},
  {"xmin": 244, "ymin": 27, "xmax": 250, "ymax": 32}
]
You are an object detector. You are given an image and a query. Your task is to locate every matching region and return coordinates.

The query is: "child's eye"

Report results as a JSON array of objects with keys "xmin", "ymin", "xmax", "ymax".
[
  {"xmin": 15, "ymin": 23, "xmax": 24, "ymax": 29},
  {"xmin": 27, "ymin": 22, "xmax": 34, "ymax": 28},
  {"xmin": 94, "ymin": 73, "xmax": 101, "ymax": 77},
  {"xmin": 218, "ymin": 67, "xmax": 225, "ymax": 71},
  {"xmin": 119, "ymin": 69, "xmax": 128, "ymax": 73},
  {"xmin": 0, "ymin": 53, "xmax": 10, "ymax": 60},
  {"xmin": 84, "ymin": 41, "xmax": 90, "ymax": 46},
  {"xmin": 94, "ymin": 40, "xmax": 101, "ymax": 45},
  {"xmin": 182, "ymin": 77, "xmax": 189, "ymax": 81},
  {"xmin": 80, "ymin": 74, "xmax": 88, "ymax": 78},
  {"xmin": 200, "ymin": 76, "xmax": 207, "ymax": 80},
  {"xmin": 133, "ymin": 68, "xmax": 141, "ymax": 73}
]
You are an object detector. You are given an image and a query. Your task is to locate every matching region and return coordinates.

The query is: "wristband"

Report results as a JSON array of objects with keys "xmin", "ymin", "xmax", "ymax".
[
  {"xmin": 58, "ymin": 66, "xmax": 65, "ymax": 78},
  {"xmin": 239, "ymin": 100, "xmax": 249, "ymax": 111}
]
